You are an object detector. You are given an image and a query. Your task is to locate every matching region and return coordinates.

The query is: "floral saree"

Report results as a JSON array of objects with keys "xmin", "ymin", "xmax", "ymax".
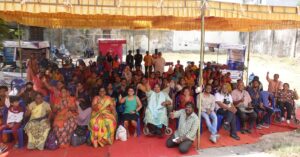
[{"xmin": 89, "ymin": 96, "xmax": 117, "ymax": 147}]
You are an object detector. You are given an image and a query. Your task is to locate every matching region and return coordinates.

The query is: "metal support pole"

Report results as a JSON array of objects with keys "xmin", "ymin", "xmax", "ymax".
[
  {"xmin": 245, "ymin": 32, "xmax": 251, "ymax": 85},
  {"xmin": 132, "ymin": 30, "xmax": 135, "ymax": 53},
  {"xmin": 18, "ymin": 24, "xmax": 23, "ymax": 78},
  {"xmin": 148, "ymin": 28, "xmax": 151, "ymax": 52},
  {"xmin": 197, "ymin": 0, "xmax": 206, "ymax": 150}
]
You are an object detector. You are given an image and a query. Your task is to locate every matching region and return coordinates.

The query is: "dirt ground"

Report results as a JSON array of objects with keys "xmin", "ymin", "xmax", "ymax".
[{"xmin": 192, "ymin": 129, "xmax": 300, "ymax": 157}]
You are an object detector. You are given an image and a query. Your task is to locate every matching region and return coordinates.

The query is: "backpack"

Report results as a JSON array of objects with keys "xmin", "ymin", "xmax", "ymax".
[{"xmin": 45, "ymin": 130, "xmax": 59, "ymax": 150}]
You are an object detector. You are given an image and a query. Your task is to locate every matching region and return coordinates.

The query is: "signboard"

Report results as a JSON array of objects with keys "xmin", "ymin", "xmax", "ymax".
[
  {"xmin": 227, "ymin": 48, "xmax": 246, "ymax": 71},
  {"xmin": 221, "ymin": 70, "xmax": 243, "ymax": 83},
  {"xmin": 98, "ymin": 39, "xmax": 126, "ymax": 60},
  {"xmin": 3, "ymin": 41, "xmax": 50, "ymax": 49}
]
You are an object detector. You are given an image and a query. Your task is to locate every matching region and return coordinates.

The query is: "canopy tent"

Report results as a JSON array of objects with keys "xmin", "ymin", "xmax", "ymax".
[
  {"xmin": 0, "ymin": 0, "xmax": 300, "ymax": 31},
  {"xmin": 0, "ymin": 0, "xmax": 299, "ymax": 152}
]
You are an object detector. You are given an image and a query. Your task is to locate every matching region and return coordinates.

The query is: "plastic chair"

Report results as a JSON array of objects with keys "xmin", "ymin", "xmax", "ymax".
[
  {"xmin": 217, "ymin": 114, "xmax": 223, "ymax": 131},
  {"xmin": 1, "ymin": 100, "xmax": 26, "ymax": 148},
  {"xmin": 260, "ymin": 91, "xmax": 281, "ymax": 123},
  {"xmin": 10, "ymin": 78, "xmax": 26, "ymax": 92}
]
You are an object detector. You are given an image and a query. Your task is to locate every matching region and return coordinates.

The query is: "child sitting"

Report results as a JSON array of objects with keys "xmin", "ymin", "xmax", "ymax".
[{"xmin": 0, "ymin": 96, "xmax": 24, "ymax": 148}]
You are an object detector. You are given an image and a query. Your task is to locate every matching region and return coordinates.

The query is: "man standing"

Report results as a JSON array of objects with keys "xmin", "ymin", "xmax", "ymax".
[
  {"xmin": 266, "ymin": 72, "xmax": 283, "ymax": 96},
  {"xmin": 134, "ymin": 49, "xmax": 143, "ymax": 69},
  {"xmin": 126, "ymin": 50, "xmax": 134, "ymax": 69},
  {"xmin": 167, "ymin": 102, "xmax": 199, "ymax": 154},
  {"xmin": 153, "ymin": 52, "xmax": 166, "ymax": 76},
  {"xmin": 144, "ymin": 51, "xmax": 153, "ymax": 77},
  {"xmin": 232, "ymin": 82, "xmax": 257, "ymax": 134}
]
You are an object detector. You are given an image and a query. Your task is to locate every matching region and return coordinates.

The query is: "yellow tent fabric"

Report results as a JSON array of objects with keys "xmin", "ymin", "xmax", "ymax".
[{"xmin": 0, "ymin": 0, "xmax": 300, "ymax": 31}]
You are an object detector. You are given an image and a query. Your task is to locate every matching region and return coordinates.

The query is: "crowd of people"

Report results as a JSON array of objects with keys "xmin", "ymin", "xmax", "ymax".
[{"xmin": 0, "ymin": 48, "xmax": 298, "ymax": 154}]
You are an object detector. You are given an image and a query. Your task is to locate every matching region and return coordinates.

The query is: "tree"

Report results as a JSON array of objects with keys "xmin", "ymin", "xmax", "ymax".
[{"xmin": 0, "ymin": 19, "xmax": 20, "ymax": 50}]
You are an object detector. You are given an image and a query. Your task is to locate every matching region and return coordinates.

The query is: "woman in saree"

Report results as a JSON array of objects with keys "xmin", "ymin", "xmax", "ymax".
[
  {"xmin": 25, "ymin": 93, "xmax": 51, "ymax": 150},
  {"xmin": 89, "ymin": 87, "xmax": 117, "ymax": 148},
  {"xmin": 52, "ymin": 88, "xmax": 78, "ymax": 148}
]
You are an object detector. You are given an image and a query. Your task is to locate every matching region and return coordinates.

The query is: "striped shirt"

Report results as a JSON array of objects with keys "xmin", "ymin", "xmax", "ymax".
[{"xmin": 173, "ymin": 109, "xmax": 200, "ymax": 141}]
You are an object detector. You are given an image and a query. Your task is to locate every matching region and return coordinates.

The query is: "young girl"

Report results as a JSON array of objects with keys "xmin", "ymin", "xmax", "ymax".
[
  {"xmin": 119, "ymin": 87, "xmax": 142, "ymax": 137},
  {"xmin": 0, "ymin": 96, "xmax": 24, "ymax": 148}
]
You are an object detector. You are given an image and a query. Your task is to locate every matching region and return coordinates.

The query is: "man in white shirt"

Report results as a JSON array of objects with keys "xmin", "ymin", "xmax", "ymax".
[{"xmin": 215, "ymin": 85, "xmax": 240, "ymax": 140}]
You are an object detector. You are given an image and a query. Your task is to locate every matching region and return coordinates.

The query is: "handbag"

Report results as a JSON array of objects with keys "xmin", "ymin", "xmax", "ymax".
[
  {"xmin": 71, "ymin": 133, "xmax": 87, "ymax": 147},
  {"xmin": 45, "ymin": 130, "xmax": 58, "ymax": 150},
  {"xmin": 74, "ymin": 125, "xmax": 87, "ymax": 136},
  {"xmin": 238, "ymin": 105, "xmax": 254, "ymax": 113}
]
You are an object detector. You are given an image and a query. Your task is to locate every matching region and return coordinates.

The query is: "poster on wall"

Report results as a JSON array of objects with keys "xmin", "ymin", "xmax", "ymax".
[{"xmin": 98, "ymin": 39, "xmax": 126, "ymax": 61}]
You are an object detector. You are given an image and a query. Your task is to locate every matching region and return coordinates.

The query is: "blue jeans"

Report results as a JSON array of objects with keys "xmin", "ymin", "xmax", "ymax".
[{"xmin": 201, "ymin": 111, "xmax": 218, "ymax": 135}]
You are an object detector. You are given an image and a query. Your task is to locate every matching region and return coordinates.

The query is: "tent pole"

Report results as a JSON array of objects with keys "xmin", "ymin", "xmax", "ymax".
[
  {"xmin": 245, "ymin": 32, "xmax": 251, "ymax": 85},
  {"xmin": 132, "ymin": 30, "xmax": 135, "ymax": 53},
  {"xmin": 148, "ymin": 28, "xmax": 151, "ymax": 52},
  {"xmin": 18, "ymin": 24, "xmax": 23, "ymax": 78},
  {"xmin": 217, "ymin": 47, "xmax": 219, "ymax": 64},
  {"xmin": 197, "ymin": 0, "xmax": 206, "ymax": 150}
]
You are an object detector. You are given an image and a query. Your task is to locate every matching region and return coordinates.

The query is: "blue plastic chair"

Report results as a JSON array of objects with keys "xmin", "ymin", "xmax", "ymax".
[
  {"xmin": 217, "ymin": 114, "xmax": 223, "ymax": 131},
  {"xmin": 260, "ymin": 91, "xmax": 281, "ymax": 123},
  {"xmin": 1, "ymin": 100, "xmax": 26, "ymax": 148},
  {"xmin": 10, "ymin": 78, "xmax": 26, "ymax": 92}
]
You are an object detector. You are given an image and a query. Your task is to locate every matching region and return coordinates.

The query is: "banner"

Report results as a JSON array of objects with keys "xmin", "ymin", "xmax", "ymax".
[
  {"xmin": 98, "ymin": 39, "xmax": 126, "ymax": 60},
  {"xmin": 227, "ymin": 48, "xmax": 246, "ymax": 71}
]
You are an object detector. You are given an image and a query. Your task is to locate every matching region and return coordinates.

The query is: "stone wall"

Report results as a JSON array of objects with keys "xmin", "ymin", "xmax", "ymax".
[{"xmin": 22, "ymin": 27, "xmax": 300, "ymax": 58}]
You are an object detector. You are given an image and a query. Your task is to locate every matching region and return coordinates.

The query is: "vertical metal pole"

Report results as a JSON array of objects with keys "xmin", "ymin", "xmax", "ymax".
[
  {"xmin": 148, "ymin": 28, "xmax": 151, "ymax": 52},
  {"xmin": 132, "ymin": 30, "xmax": 135, "ymax": 53},
  {"xmin": 245, "ymin": 32, "xmax": 251, "ymax": 85},
  {"xmin": 18, "ymin": 24, "xmax": 23, "ymax": 78},
  {"xmin": 197, "ymin": 0, "xmax": 206, "ymax": 150}
]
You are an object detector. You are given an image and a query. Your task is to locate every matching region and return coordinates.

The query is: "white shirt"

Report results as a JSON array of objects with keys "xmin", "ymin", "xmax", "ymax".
[
  {"xmin": 7, "ymin": 109, "xmax": 24, "ymax": 123},
  {"xmin": 214, "ymin": 92, "xmax": 233, "ymax": 110}
]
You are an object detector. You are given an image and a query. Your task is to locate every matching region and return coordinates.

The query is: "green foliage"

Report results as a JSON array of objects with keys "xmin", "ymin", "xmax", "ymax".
[{"xmin": 0, "ymin": 19, "xmax": 21, "ymax": 50}]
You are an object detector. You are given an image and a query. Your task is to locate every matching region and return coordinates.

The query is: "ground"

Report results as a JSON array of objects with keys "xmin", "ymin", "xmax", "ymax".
[{"xmin": 192, "ymin": 129, "xmax": 300, "ymax": 157}]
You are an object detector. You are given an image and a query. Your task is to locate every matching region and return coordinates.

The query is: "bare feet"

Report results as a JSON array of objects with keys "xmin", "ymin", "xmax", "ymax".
[
  {"xmin": 93, "ymin": 140, "xmax": 98, "ymax": 148},
  {"xmin": 133, "ymin": 131, "xmax": 137, "ymax": 137}
]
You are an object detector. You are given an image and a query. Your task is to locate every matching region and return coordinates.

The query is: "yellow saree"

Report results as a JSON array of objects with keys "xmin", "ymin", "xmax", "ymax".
[{"xmin": 89, "ymin": 96, "xmax": 117, "ymax": 147}]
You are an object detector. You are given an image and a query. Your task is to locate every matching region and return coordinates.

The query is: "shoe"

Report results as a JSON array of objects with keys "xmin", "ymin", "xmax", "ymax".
[
  {"xmin": 240, "ymin": 129, "xmax": 246, "ymax": 134},
  {"xmin": 287, "ymin": 120, "xmax": 291, "ymax": 124},
  {"xmin": 209, "ymin": 135, "xmax": 217, "ymax": 144},
  {"xmin": 215, "ymin": 134, "xmax": 221, "ymax": 140},
  {"xmin": 223, "ymin": 122, "xmax": 230, "ymax": 131},
  {"xmin": 261, "ymin": 124, "xmax": 270, "ymax": 128},
  {"xmin": 230, "ymin": 134, "xmax": 240, "ymax": 140},
  {"xmin": 281, "ymin": 117, "xmax": 285, "ymax": 122},
  {"xmin": 245, "ymin": 129, "xmax": 252, "ymax": 134},
  {"xmin": 256, "ymin": 125, "xmax": 262, "ymax": 130}
]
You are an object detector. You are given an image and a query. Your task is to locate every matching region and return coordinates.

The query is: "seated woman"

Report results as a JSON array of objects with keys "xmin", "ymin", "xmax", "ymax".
[
  {"xmin": 137, "ymin": 83, "xmax": 172, "ymax": 137},
  {"xmin": 197, "ymin": 84, "xmax": 219, "ymax": 143},
  {"xmin": 25, "ymin": 93, "xmax": 51, "ymax": 150},
  {"xmin": 119, "ymin": 87, "xmax": 142, "ymax": 137},
  {"xmin": 89, "ymin": 87, "xmax": 117, "ymax": 148},
  {"xmin": 277, "ymin": 83, "xmax": 299, "ymax": 124},
  {"xmin": 178, "ymin": 87, "xmax": 195, "ymax": 110},
  {"xmin": 76, "ymin": 91, "xmax": 92, "ymax": 135},
  {"xmin": 52, "ymin": 88, "xmax": 78, "ymax": 148},
  {"xmin": 0, "ymin": 96, "xmax": 24, "ymax": 147}
]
